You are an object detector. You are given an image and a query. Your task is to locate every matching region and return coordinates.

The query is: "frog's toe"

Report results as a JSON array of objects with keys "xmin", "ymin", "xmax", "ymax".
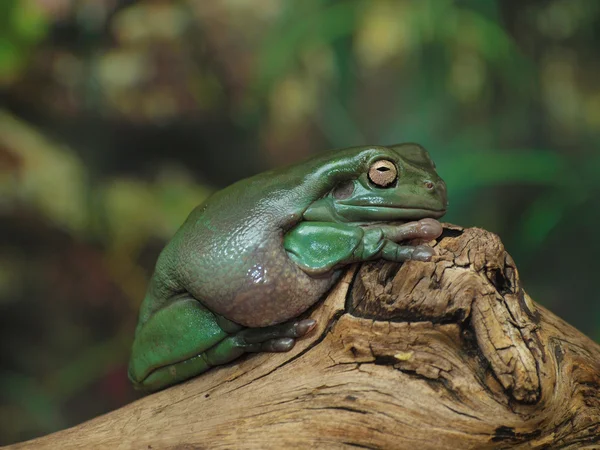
[
  {"xmin": 411, "ymin": 244, "xmax": 436, "ymax": 261},
  {"xmin": 416, "ymin": 218, "xmax": 443, "ymax": 240},
  {"xmin": 237, "ymin": 337, "xmax": 296, "ymax": 353},
  {"xmin": 290, "ymin": 318, "xmax": 317, "ymax": 337},
  {"xmin": 240, "ymin": 318, "xmax": 317, "ymax": 344},
  {"xmin": 259, "ymin": 337, "xmax": 296, "ymax": 352},
  {"xmin": 381, "ymin": 241, "xmax": 436, "ymax": 262}
]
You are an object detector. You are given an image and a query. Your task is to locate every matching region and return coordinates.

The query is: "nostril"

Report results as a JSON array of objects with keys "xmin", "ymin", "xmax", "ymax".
[{"xmin": 424, "ymin": 181, "xmax": 435, "ymax": 190}]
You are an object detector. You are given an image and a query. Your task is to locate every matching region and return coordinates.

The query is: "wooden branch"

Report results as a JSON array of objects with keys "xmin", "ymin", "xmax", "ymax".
[{"xmin": 11, "ymin": 225, "xmax": 600, "ymax": 449}]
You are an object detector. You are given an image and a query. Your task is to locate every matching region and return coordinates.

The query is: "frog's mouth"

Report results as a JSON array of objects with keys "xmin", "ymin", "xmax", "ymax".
[
  {"xmin": 303, "ymin": 198, "xmax": 447, "ymax": 223},
  {"xmin": 335, "ymin": 204, "xmax": 447, "ymax": 221}
]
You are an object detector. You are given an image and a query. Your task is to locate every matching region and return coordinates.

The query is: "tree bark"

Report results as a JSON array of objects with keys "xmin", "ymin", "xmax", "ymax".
[{"xmin": 9, "ymin": 225, "xmax": 600, "ymax": 449}]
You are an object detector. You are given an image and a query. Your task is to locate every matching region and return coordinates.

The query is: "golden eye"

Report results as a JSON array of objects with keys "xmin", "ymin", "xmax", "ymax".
[{"xmin": 368, "ymin": 160, "xmax": 397, "ymax": 187}]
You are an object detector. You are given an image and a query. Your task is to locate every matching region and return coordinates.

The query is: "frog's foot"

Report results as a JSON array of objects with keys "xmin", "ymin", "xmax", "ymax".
[
  {"xmin": 131, "ymin": 310, "xmax": 316, "ymax": 392},
  {"xmin": 205, "ymin": 318, "xmax": 317, "ymax": 367},
  {"xmin": 239, "ymin": 318, "xmax": 316, "ymax": 352},
  {"xmin": 360, "ymin": 218, "xmax": 443, "ymax": 263}
]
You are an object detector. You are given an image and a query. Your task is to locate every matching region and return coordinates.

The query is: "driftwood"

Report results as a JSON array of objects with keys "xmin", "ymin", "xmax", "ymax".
[{"xmin": 10, "ymin": 225, "xmax": 600, "ymax": 449}]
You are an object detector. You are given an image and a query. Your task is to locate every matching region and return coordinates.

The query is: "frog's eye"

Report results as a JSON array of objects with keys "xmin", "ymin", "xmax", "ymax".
[{"xmin": 368, "ymin": 160, "xmax": 397, "ymax": 187}]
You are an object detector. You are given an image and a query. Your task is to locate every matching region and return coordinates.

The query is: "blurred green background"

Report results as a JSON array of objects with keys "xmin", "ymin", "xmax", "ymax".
[{"xmin": 1, "ymin": 0, "xmax": 599, "ymax": 445}]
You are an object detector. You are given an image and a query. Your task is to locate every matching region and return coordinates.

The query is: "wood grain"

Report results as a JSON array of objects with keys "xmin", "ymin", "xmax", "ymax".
[{"xmin": 9, "ymin": 225, "xmax": 600, "ymax": 449}]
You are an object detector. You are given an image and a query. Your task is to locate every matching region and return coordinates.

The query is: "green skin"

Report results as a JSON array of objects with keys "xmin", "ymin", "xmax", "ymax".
[{"xmin": 129, "ymin": 143, "xmax": 448, "ymax": 392}]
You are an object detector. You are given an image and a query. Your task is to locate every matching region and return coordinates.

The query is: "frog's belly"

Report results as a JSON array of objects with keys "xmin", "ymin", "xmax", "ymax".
[
  {"xmin": 186, "ymin": 238, "xmax": 339, "ymax": 328},
  {"xmin": 224, "ymin": 258, "xmax": 339, "ymax": 328}
]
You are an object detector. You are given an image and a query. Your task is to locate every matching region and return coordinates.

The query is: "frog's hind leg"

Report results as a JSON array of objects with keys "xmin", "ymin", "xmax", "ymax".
[
  {"xmin": 129, "ymin": 296, "xmax": 316, "ymax": 392},
  {"xmin": 128, "ymin": 296, "xmax": 228, "ymax": 391},
  {"xmin": 139, "ymin": 318, "xmax": 316, "ymax": 392}
]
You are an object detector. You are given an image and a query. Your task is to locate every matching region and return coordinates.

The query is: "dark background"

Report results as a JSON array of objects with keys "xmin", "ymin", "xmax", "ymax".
[{"xmin": 1, "ymin": 0, "xmax": 599, "ymax": 445}]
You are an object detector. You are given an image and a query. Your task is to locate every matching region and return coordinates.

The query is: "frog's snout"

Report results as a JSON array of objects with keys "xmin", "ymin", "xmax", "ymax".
[
  {"xmin": 427, "ymin": 179, "xmax": 448, "ymax": 208},
  {"xmin": 423, "ymin": 179, "xmax": 445, "ymax": 193}
]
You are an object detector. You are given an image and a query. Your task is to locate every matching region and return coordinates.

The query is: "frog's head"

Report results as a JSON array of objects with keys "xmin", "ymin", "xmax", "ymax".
[{"xmin": 304, "ymin": 143, "xmax": 447, "ymax": 223}]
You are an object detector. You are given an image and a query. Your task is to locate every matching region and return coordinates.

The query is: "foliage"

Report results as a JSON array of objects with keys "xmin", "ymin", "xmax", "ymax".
[{"xmin": 0, "ymin": 0, "xmax": 49, "ymax": 82}]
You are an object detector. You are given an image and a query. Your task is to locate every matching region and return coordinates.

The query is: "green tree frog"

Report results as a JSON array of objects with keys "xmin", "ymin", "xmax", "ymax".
[{"xmin": 129, "ymin": 144, "xmax": 447, "ymax": 391}]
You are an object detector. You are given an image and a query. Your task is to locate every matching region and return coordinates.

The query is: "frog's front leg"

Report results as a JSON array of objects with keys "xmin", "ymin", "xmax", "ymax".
[
  {"xmin": 129, "ymin": 296, "xmax": 315, "ymax": 392},
  {"xmin": 284, "ymin": 218, "xmax": 442, "ymax": 274}
]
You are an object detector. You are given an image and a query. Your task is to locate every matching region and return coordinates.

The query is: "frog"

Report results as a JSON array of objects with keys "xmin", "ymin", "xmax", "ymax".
[{"xmin": 128, "ymin": 143, "xmax": 448, "ymax": 392}]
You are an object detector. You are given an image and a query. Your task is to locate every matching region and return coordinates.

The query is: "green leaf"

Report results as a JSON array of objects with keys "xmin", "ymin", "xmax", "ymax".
[
  {"xmin": 12, "ymin": 0, "xmax": 48, "ymax": 42},
  {"xmin": 255, "ymin": 0, "xmax": 360, "ymax": 93},
  {"xmin": 0, "ymin": 37, "xmax": 21, "ymax": 78}
]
